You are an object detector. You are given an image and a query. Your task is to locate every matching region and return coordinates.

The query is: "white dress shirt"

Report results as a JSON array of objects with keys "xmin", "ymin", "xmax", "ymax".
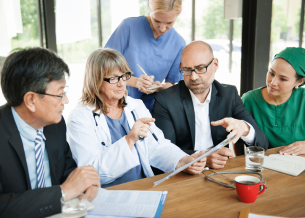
[{"xmin": 189, "ymin": 85, "xmax": 255, "ymax": 151}]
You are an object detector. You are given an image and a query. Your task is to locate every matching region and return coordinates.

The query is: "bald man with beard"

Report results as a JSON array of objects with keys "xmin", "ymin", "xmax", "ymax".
[{"xmin": 152, "ymin": 41, "xmax": 268, "ymax": 169}]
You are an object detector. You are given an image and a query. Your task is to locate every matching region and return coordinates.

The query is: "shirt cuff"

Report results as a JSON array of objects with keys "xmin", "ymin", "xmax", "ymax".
[{"xmin": 240, "ymin": 121, "xmax": 255, "ymax": 144}]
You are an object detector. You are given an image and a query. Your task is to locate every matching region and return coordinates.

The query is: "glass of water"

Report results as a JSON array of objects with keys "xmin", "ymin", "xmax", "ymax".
[
  {"xmin": 245, "ymin": 146, "xmax": 264, "ymax": 172},
  {"xmin": 61, "ymin": 193, "xmax": 87, "ymax": 218}
]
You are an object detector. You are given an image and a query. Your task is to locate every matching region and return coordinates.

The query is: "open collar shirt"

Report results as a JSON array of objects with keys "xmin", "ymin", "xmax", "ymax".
[{"xmin": 189, "ymin": 85, "xmax": 255, "ymax": 151}]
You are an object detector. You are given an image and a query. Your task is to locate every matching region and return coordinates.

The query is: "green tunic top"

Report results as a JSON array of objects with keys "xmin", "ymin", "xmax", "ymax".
[{"xmin": 242, "ymin": 87, "xmax": 305, "ymax": 147}]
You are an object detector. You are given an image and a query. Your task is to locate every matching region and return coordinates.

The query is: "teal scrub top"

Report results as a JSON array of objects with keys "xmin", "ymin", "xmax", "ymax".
[{"xmin": 242, "ymin": 87, "xmax": 305, "ymax": 147}]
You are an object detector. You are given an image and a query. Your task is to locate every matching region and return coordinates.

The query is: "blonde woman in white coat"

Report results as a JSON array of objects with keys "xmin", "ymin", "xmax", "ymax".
[{"xmin": 67, "ymin": 48, "xmax": 206, "ymax": 187}]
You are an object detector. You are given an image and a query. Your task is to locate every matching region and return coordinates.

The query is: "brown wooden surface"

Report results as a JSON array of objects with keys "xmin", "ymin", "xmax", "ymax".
[{"xmin": 107, "ymin": 147, "xmax": 305, "ymax": 217}]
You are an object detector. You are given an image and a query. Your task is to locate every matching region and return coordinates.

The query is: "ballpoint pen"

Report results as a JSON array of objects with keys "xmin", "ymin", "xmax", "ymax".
[
  {"xmin": 137, "ymin": 64, "xmax": 160, "ymax": 90},
  {"xmin": 99, "ymin": 174, "xmax": 112, "ymax": 177},
  {"xmin": 131, "ymin": 111, "xmax": 160, "ymax": 144},
  {"xmin": 148, "ymin": 128, "xmax": 160, "ymax": 144},
  {"xmin": 139, "ymin": 126, "xmax": 160, "ymax": 144},
  {"xmin": 137, "ymin": 64, "xmax": 148, "ymax": 76}
]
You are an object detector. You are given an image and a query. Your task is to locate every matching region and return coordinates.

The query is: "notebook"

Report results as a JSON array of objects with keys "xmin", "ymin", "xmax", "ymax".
[{"xmin": 263, "ymin": 154, "xmax": 305, "ymax": 176}]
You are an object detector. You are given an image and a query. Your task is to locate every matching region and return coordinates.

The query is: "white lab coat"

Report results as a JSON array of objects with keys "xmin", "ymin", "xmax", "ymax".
[{"xmin": 67, "ymin": 96, "xmax": 187, "ymax": 186}]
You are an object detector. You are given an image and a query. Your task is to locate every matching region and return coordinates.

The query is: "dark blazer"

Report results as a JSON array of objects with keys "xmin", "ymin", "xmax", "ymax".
[
  {"xmin": 0, "ymin": 104, "xmax": 77, "ymax": 218},
  {"xmin": 152, "ymin": 80, "xmax": 269, "ymax": 155}
]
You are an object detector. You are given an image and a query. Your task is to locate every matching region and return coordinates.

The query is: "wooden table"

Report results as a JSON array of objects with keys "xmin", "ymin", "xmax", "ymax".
[{"xmin": 107, "ymin": 147, "xmax": 305, "ymax": 217}]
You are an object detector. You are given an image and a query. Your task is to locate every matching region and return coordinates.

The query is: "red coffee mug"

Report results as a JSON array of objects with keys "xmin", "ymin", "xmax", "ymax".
[{"xmin": 235, "ymin": 175, "xmax": 266, "ymax": 203}]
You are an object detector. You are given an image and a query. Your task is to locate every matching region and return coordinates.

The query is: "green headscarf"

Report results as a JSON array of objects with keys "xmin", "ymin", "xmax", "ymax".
[{"xmin": 274, "ymin": 47, "xmax": 305, "ymax": 80}]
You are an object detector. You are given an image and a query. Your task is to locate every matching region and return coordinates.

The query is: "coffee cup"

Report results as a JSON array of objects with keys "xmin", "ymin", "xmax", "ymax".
[{"xmin": 235, "ymin": 175, "xmax": 266, "ymax": 203}]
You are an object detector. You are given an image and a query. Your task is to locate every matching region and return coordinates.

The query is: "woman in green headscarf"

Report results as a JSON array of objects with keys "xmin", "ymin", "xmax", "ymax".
[{"xmin": 242, "ymin": 47, "xmax": 305, "ymax": 156}]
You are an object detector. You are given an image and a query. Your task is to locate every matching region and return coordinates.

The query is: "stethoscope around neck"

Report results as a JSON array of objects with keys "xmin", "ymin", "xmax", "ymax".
[
  {"xmin": 92, "ymin": 110, "xmax": 144, "ymax": 142},
  {"xmin": 92, "ymin": 111, "xmax": 138, "ymax": 126},
  {"xmin": 93, "ymin": 112, "xmax": 100, "ymax": 126}
]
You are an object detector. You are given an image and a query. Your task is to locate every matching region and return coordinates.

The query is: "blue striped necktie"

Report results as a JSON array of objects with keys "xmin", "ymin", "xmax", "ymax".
[{"xmin": 35, "ymin": 130, "xmax": 46, "ymax": 188}]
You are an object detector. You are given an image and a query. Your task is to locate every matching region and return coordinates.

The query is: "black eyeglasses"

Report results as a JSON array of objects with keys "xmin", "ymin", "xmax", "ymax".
[
  {"xmin": 103, "ymin": 72, "xmax": 132, "ymax": 84},
  {"xmin": 180, "ymin": 58, "xmax": 214, "ymax": 76},
  {"xmin": 35, "ymin": 86, "xmax": 69, "ymax": 101}
]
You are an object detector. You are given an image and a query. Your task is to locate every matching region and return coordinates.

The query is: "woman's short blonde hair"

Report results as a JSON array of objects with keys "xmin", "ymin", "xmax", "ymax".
[
  {"xmin": 81, "ymin": 48, "xmax": 131, "ymax": 114},
  {"xmin": 149, "ymin": 0, "xmax": 182, "ymax": 15}
]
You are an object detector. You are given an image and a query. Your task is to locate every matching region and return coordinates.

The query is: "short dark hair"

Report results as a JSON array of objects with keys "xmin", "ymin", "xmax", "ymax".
[{"xmin": 1, "ymin": 47, "xmax": 70, "ymax": 107}]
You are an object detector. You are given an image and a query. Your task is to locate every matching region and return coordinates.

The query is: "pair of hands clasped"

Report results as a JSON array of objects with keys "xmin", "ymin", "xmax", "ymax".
[{"xmin": 60, "ymin": 166, "xmax": 100, "ymax": 202}]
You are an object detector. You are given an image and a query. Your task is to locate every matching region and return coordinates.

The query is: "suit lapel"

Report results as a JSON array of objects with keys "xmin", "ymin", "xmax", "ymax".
[
  {"xmin": 180, "ymin": 82, "xmax": 196, "ymax": 148},
  {"xmin": 209, "ymin": 82, "xmax": 220, "ymax": 146},
  {"xmin": 44, "ymin": 127, "xmax": 59, "ymax": 186},
  {"xmin": 1, "ymin": 104, "xmax": 31, "ymax": 189}
]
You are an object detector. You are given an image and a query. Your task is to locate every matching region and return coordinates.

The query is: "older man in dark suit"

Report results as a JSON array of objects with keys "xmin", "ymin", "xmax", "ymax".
[
  {"xmin": 0, "ymin": 47, "xmax": 100, "ymax": 218},
  {"xmin": 152, "ymin": 41, "xmax": 268, "ymax": 169}
]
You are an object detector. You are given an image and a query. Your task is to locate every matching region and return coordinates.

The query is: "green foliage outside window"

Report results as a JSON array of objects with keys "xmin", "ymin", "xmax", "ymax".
[
  {"xmin": 11, "ymin": 0, "xmax": 40, "ymax": 49},
  {"xmin": 139, "ymin": 0, "xmax": 148, "ymax": 16},
  {"xmin": 271, "ymin": 4, "xmax": 287, "ymax": 43},
  {"xmin": 200, "ymin": 0, "xmax": 242, "ymax": 40}
]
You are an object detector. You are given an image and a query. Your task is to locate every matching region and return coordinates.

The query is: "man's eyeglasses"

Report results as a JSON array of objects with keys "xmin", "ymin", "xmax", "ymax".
[
  {"xmin": 35, "ymin": 86, "xmax": 69, "ymax": 101},
  {"xmin": 103, "ymin": 72, "xmax": 132, "ymax": 84},
  {"xmin": 180, "ymin": 58, "xmax": 214, "ymax": 76}
]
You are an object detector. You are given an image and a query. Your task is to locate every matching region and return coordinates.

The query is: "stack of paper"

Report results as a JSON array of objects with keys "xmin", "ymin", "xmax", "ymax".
[
  {"xmin": 263, "ymin": 154, "xmax": 305, "ymax": 176},
  {"xmin": 239, "ymin": 207, "xmax": 289, "ymax": 218},
  {"xmin": 89, "ymin": 188, "xmax": 167, "ymax": 218},
  {"xmin": 49, "ymin": 188, "xmax": 167, "ymax": 218}
]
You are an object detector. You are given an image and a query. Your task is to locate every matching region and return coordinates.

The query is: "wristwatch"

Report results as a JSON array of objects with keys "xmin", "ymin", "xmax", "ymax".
[{"xmin": 61, "ymin": 188, "xmax": 65, "ymax": 202}]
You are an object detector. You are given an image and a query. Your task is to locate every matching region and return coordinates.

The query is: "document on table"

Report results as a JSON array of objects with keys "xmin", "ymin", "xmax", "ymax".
[
  {"xmin": 263, "ymin": 154, "xmax": 305, "ymax": 176},
  {"xmin": 89, "ymin": 188, "xmax": 167, "ymax": 218},
  {"xmin": 239, "ymin": 207, "xmax": 288, "ymax": 218},
  {"xmin": 248, "ymin": 213, "xmax": 288, "ymax": 218}
]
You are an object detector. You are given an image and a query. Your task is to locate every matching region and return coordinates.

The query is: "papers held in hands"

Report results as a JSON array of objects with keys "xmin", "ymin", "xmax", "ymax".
[
  {"xmin": 263, "ymin": 154, "xmax": 305, "ymax": 176},
  {"xmin": 137, "ymin": 64, "xmax": 161, "ymax": 90},
  {"xmin": 153, "ymin": 135, "xmax": 236, "ymax": 187}
]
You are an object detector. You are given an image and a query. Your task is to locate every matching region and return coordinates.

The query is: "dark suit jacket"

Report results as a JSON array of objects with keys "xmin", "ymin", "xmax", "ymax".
[
  {"xmin": 0, "ymin": 104, "xmax": 77, "ymax": 218},
  {"xmin": 152, "ymin": 80, "xmax": 269, "ymax": 155}
]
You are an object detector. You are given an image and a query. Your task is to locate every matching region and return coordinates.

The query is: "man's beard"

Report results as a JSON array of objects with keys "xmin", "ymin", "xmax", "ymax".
[{"xmin": 185, "ymin": 78, "xmax": 209, "ymax": 94}]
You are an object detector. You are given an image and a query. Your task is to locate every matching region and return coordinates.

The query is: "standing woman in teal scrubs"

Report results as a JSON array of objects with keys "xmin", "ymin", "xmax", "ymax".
[
  {"xmin": 105, "ymin": 0, "xmax": 185, "ymax": 111},
  {"xmin": 242, "ymin": 47, "xmax": 305, "ymax": 155}
]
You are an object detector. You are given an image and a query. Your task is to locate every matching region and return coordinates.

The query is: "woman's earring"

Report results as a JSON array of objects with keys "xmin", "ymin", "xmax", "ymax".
[{"xmin": 295, "ymin": 86, "xmax": 299, "ymax": 89}]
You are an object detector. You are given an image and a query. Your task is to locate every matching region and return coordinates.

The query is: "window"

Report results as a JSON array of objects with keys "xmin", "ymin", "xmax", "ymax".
[
  {"xmin": 195, "ymin": 0, "xmax": 242, "ymax": 93},
  {"xmin": 270, "ymin": 0, "xmax": 301, "ymax": 64},
  {"xmin": 175, "ymin": 0, "xmax": 192, "ymax": 44},
  {"xmin": 0, "ymin": 0, "xmax": 41, "ymax": 105}
]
